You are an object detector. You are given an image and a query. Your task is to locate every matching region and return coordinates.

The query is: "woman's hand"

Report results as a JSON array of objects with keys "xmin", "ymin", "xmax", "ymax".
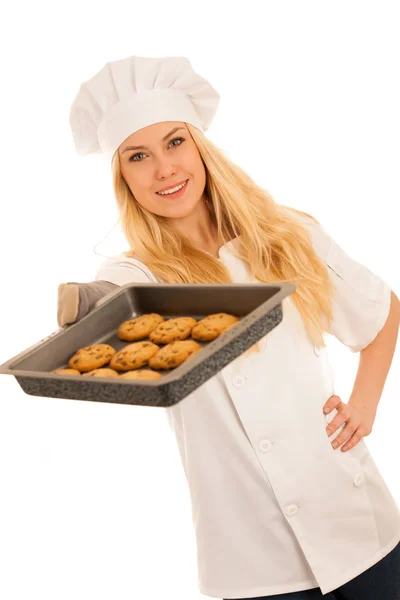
[
  {"xmin": 57, "ymin": 280, "xmax": 119, "ymax": 327},
  {"xmin": 322, "ymin": 394, "xmax": 376, "ymax": 452}
]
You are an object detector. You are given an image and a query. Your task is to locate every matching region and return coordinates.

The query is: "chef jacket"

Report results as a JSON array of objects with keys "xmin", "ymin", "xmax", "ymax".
[{"xmin": 95, "ymin": 209, "xmax": 400, "ymax": 597}]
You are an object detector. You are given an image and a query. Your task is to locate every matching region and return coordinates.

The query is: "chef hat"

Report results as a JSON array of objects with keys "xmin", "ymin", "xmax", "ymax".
[{"xmin": 69, "ymin": 55, "xmax": 220, "ymax": 162}]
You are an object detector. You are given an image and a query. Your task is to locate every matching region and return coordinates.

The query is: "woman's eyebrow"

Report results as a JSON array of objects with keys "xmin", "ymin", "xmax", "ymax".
[{"xmin": 121, "ymin": 127, "xmax": 186, "ymax": 153}]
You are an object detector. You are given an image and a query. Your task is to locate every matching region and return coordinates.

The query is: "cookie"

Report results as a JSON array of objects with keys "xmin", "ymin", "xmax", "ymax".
[
  {"xmin": 191, "ymin": 313, "xmax": 239, "ymax": 341},
  {"xmin": 148, "ymin": 340, "xmax": 201, "ymax": 370},
  {"xmin": 110, "ymin": 341, "xmax": 160, "ymax": 372},
  {"xmin": 119, "ymin": 369, "xmax": 162, "ymax": 380},
  {"xmin": 149, "ymin": 317, "xmax": 197, "ymax": 344},
  {"xmin": 68, "ymin": 344, "xmax": 116, "ymax": 373},
  {"xmin": 118, "ymin": 313, "xmax": 164, "ymax": 341},
  {"xmin": 52, "ymin": 368, "xmax": 81, "ymax": 376},
  {"xmin": 82, "ymin": 368, "xmax": 119, "ymax": 377}
]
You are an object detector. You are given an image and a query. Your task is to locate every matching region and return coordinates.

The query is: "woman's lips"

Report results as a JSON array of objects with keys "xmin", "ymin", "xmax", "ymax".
[{"xmin": 156, "ymin": 179, "xmax": 189, "ymax": 199}]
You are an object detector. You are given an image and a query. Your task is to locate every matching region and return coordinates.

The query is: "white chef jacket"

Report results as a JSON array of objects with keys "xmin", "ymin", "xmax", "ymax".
[{"xmin": 95, "ymin": 210, "xmax": 400, "ymax": 597}]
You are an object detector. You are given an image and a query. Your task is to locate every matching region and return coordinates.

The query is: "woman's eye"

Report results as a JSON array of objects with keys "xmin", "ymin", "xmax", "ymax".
[
  {"xmin": 129, "ymin": 152, "xmax": 146, "ymax": 162},
  {"xmin": 169, "ymin": 136, "xmax": 184, "ymax": 148},
  {"xmin": 129, "ymin": 137, "xmax": 185, "ymax": 162}
]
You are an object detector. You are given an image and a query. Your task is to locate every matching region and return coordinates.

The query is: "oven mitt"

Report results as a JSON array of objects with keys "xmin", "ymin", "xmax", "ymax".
[{"xmin": 57, "ymin": 280, "xmax": 119, "ymax": 327}]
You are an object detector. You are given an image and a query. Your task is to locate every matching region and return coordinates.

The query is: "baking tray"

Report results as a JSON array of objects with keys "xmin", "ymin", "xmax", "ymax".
[{"xmin": 0, "ymin": 282, "xmax": 295, "ymax": 407}]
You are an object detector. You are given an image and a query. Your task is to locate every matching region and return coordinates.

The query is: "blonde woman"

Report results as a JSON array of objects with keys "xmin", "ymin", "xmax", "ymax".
[{"xmin": 58, "ymin": 55, "xmax": 400, "ymax": 599}]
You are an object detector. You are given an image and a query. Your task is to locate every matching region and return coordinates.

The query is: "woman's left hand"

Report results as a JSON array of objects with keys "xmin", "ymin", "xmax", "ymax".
[{"xmin": 323, "ymin": 394, "xmax": 376, "ymax": 452}]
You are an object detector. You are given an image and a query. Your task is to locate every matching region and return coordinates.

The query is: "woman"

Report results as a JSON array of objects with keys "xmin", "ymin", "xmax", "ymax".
[{"xmin": 59, "ymin": 54, "xmax": 400, "ymax": 599}]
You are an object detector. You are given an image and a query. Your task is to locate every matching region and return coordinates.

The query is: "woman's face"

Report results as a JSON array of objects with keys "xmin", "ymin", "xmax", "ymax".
[{"xmin": 118, "ymin": 121, "xmax": 207, "ymax": 219}]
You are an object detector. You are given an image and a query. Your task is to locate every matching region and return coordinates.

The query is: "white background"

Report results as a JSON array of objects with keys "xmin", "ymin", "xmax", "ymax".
[{"xmin": 0, "ymin": 1, "xmax": 399, "ymax": 599}]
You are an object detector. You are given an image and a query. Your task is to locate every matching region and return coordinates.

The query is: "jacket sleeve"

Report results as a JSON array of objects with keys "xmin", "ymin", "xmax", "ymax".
[
  {"xmin": 95, "ymin": 256, "xmax": 158, "ymax": 285},
  {"xmin": 296, "ymin": 214, "xmax": 392, "ymax": 353}
]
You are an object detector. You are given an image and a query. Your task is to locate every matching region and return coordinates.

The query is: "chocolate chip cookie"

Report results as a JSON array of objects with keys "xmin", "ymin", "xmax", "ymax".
[
  {"xmin": 149, "ymin": 317, "xmax": 197, "ymax": 344},
  {"xmin": 118, "ymin": 313, "xmax": 165, "ymax": 341},
  {"xmin": 67, "ymin": 344, "xmax": 117, "ymax": 373},
  {"xmin": 119, "ymin": 369, "xmax": 162, "ymax": 380},
  {"xmin": 191, "ymin": 313, "xmax": 239, "ymax": 341},
  {"xmin": 82, "ymin": 368, "xmax": 119, "ymax": 377},
  {"xmin": 52, "ymin": 368, "xmax": 81, "ymax": 376},
  {"xmin": 148, "ymin": 340, "xmax": 201, "ymax": 370},
  {"xmin": 110, "ymin": 341, "xmax": 160, "ymax": 372}
]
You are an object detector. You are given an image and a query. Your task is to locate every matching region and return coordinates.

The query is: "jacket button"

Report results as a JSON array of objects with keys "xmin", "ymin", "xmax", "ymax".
[
  {"xmin": 258, "ymin": 439, "xmax": 273, "ymax": 452},
  {"xmin": 232, "ymin": 375, "xmax": 246, "ymax": 388},
  {"xmin": 285, "ymin": 504, "xmax": 299, "ymax": 517},
  {"xmin": 353, "ymin": 473, "xmax": 365, "ymax": 487}
]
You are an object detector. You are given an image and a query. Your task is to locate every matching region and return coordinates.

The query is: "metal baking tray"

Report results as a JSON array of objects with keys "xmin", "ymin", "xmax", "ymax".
[{"xmin": 0, "ymin": 282, "xmax": 295, "ymax": 407}]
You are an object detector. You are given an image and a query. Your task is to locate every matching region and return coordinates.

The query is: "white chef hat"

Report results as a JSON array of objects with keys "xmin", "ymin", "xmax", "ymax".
[{"xmin": 69, "ymin": 55, "xmax": 220, "ymax": 163}]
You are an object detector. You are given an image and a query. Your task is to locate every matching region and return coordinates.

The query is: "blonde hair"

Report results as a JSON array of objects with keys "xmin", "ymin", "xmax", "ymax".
[{"xmin": 110, "ymin": 123, "xmax": 335, "ymax": 356}]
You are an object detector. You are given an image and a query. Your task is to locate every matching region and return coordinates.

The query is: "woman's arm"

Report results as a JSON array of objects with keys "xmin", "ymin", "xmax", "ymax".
[{"xmin": 349, "ymin": 290, "xmax": 400, "ymax": 417}]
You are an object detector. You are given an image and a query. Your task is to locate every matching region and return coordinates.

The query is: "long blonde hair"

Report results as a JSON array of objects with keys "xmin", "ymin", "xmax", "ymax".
[{"xmin": 110, "ymin": 123, "xmax": 335, "ymax": 353}]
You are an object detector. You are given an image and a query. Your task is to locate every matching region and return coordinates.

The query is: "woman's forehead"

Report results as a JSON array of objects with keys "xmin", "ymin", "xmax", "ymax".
[{"xmin": 122, "ymin": 121, "xmax": 187, "ymax": 147}]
